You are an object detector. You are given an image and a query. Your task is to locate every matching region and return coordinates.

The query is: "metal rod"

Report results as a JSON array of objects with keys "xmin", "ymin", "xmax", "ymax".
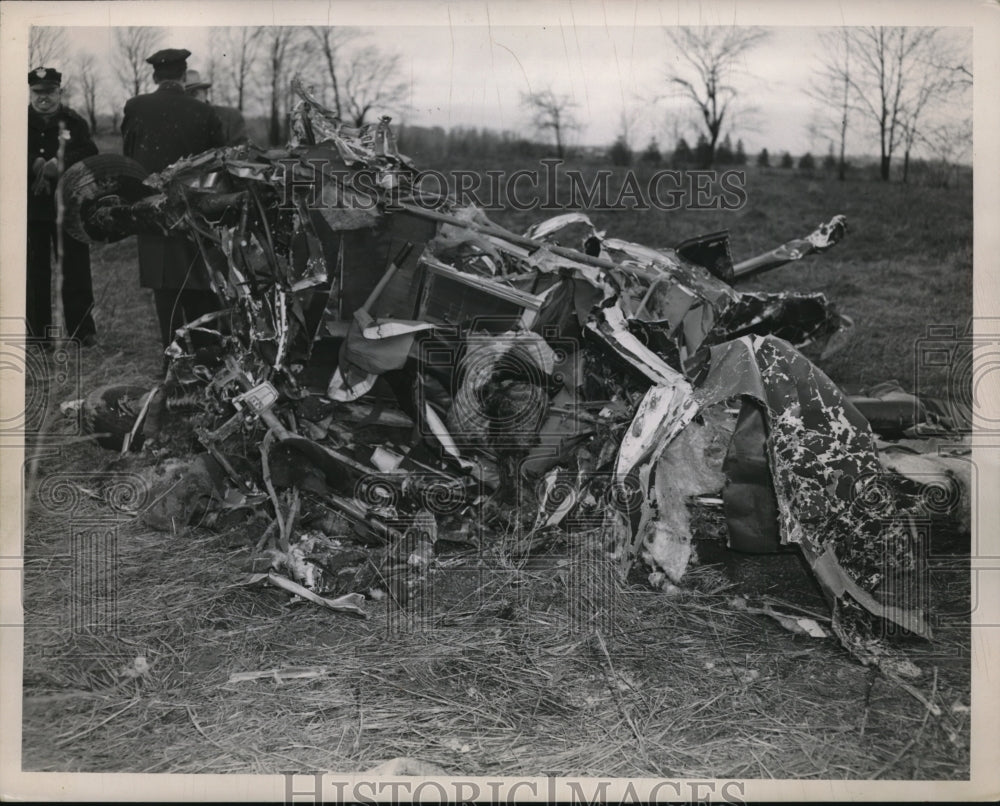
[{"xmin": 394, "ymin": 201, "xmax": 620, "ymax": 272}]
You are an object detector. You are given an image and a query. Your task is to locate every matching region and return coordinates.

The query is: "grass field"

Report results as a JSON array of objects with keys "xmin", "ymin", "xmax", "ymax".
[
  {"xmin": 464, "ymin": 158, "xmax": 972, "ymax": 399},
  {"xmin": 20, "ymin": 153, "xmax": 973, "ymax": 780}
]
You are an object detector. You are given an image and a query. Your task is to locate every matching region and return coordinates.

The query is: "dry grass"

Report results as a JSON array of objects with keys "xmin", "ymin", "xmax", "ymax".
[
  {"xmin": 20, "ymin": 169, "xmax": 972, "ymax": 779},
  {"xmin": 22, "ymin": 458, "xmax": 970, "ymax": 777}
]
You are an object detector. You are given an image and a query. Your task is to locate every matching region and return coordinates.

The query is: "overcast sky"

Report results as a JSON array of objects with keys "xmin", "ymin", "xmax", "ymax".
[{"xmin": 32, "ymin": 15, "xmax": 971, "ymax": 159}]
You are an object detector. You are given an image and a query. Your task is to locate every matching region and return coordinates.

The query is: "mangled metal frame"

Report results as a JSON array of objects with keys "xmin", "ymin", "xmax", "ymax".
[{"xmin": 60, "ymin": 78, "xmax": 941, "ymax": 671}]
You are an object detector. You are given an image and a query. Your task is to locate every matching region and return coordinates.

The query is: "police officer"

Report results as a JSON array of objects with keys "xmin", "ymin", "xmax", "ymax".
[
  {"xmin": 121, "ymin": 48, "xmax": 225, "ymax": 349},
  {"xmin": 27, "ymin": 67, "xmax": 99, "ymax": 344},
  {"xmin": 184, "ymin": 69, "xmax": 248, "ymax": 146}
]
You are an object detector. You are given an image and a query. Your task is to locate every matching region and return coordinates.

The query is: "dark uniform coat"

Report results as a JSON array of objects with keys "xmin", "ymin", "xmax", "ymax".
[
  {"xmin": 28, "ymin": 105, "xmax": 98, "ymax": 222},
  {"xmin": 213, "ymin": 105, "xmax": 248, "ymax": 146},
  {"xmin": 27, "ymin": 104, "xmax": 99, "ymax": 339},
  {"xmin": 122, "ymin": 82, "xmax": 225, "ymax": 290}
]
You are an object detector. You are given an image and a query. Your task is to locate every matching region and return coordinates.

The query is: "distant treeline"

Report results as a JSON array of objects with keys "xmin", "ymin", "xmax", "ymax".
[
  {"xmin": 397, "ymin": 124, "xmax": 969, "ymax": 188},
  {"xmin": 88, "ymin": 114, "xmax": 969, "ymax": 189}
]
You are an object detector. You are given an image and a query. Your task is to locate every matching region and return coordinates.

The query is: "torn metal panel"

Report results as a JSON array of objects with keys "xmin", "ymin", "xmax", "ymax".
[
  {"xmin": 614, "ymin": 381, "xmax": 697, "ymax": 479},
  {"xmin": 643, "ymin": 418, "xmax": 729, "ymax": 585},
  {"xmin": 706, "ymin": 291, "xmax": 847, "ymax": 355},
  {"xmin": 722, "ymin": 400, "xmax": 782, "ymax": 554},
  {"xmin": 731, "ymin": 215, "xmax": 848, "ymax": 280},
  {"xmin": 609, "ymin": 380, "xmax": 698, "ymax": 572},
  {"xmin": 695, "ymin": 335, "xmax": 931, "ymax": 642},
  {"xmin": 519, "ymin": 213, "xmax": 846, "ymax": 364},
  {"xmin": 523, "ymin": 211, "xmax": 597, "ymax": 242},
  {"xmin": 339, "ymin": 321, "xmax": 423, "ymax": 376},
  {"xmin": 417, "ymin": 256, "xmax": 546, "ymax": 331},
  {"xmin": 674, "ymin": 231, "xmax": 735, "ymax": 284},
  {"xmin": 327, "ymin": 366, "xmax": 378, "ymax": 402},
  {"xmin": 848, "ymin": 380, "xmax": 930, "ymax": 438},
  {"xmin": 587, "ymin": 301, "xmax": 688, "ymax": 386}
]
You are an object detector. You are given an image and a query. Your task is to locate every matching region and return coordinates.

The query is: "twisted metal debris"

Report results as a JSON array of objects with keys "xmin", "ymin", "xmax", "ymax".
[{"xmin": 58, "ymin": 78, "xmax": 960, "ymax": 673}]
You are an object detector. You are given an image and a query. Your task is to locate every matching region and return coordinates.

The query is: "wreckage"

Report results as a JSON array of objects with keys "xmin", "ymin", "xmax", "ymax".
[{"xmin": 59, "ymin": 80, "xmax": 968, "ymax": 671}]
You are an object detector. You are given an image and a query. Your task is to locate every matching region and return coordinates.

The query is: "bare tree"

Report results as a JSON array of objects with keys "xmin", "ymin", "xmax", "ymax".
[
  {"xmin": 663, "ymin": 27, "xmax": 769, "ymax": 167},
  {"xmin": 617, "ymin": 104, "xmax": 642, "ymax": 152},
  {"xmin": 897, "ymin": 31, "xmax": 971, "ymax": 183},
  {"xmin": 307, "ymin": 27, "xmax": 362, "ymax": 119},
  {"xmin": 259, "ymin": 27, "xmax": 311, "ymax": 145},
  {"xmin": 521, "ymin": 89, "xmax": 580, "ymax": 159},
  {"xmin": 75, "ymin": 52, "xmax": 102, "ymax": 134},
  {"xmin": 199, "ymin": 51, "xmax": 220, "ymax": 90},
  {"xmin": 29, "ymin": 27, "xmax": 69, "ymax": 69},
  {"xmin": 919, "ymin": 117, "xmax": 972, "ymax": 188},
  {"xmin": 111, "ymin": 27, "xmax": 163, "ymax": 101},
  {"xmin": 809, "ymin": 28, "xmax": 852, "ymax": 180},
  {"xmin": 215, "ymin": 27, "xmax": 263, "ymax": 111},
  {"xmin": 339, "ymin": 44, "xmax": 409, "ymax": 126},
  {"xmin": 840, "ymin": 27, "xmax": 967, "ymax": 182},
  {"xmin": 845, "ymin": 27, "xmax": 921, "ymax": 181}
]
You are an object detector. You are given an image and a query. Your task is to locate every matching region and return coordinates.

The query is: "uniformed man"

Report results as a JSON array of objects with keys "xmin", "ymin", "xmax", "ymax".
[
  {"xmin": 121, "ymin": 48, "xmax": 225, "ymax": 350},
  {"xmin": 27, "ymin": 67, "xmax": 99, "ymax": 344},
  {"xmin": 184, "ymin": 69, "xmax": 248, "ymax": 146}
]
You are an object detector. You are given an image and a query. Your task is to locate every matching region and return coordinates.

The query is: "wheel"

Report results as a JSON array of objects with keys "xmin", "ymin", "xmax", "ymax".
[{"xmin": 57, "ymin": 154, "xmax": 154, "ymax": 244}]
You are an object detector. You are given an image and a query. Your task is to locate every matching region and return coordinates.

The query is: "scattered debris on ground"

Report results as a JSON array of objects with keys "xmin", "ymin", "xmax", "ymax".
[{"xmin": 56, "ymin": 78, "xmax": 971, "ymax": 685}]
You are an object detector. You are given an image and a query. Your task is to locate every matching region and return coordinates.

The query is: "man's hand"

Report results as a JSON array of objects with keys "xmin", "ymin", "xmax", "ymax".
[{"xmin": 31, "ymin": 157, "xmax": 56, "ymax": 195}]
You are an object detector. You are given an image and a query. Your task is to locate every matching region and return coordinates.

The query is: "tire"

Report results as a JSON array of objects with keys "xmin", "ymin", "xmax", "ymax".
[{"xmin": 57, "ymin": 154, "xmax": 154, "ymax": 244}]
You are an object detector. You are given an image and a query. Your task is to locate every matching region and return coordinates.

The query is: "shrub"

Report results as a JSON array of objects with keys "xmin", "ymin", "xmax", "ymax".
[
  {"xmin": 641, "ymin": 138, "xmax": 662, "ymax": 165},
  {"xmin": 716, "ymin": 134, "xmax": 734, "ymax": 164},
  {"xmin": 735, "ymin": 139, "xmax": 747, "ymax": 165},
  {"xmin": 673, "ymin": 137, "xmax": 694, "ymax": 167},
  {"xmin": 608, "ymin": 136, "xmax": 632, "ymax": 167},
  {"xmin": 823, "ymin": 145, "xmax": 837, "ymax": 172}
]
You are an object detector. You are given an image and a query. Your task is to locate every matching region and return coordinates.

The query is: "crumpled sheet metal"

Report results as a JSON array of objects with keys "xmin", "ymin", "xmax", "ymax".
[
  {"xmin": 643, "ymin": 419, "xmax": 728, "ymax": 585},
  {"xmin": 588, "ymin": 301, "xmax": 688, "ymax": 387},
  {"xmin": 290, "ymin": 78, "xmax": 414, "ymax": 178},
  {"xmin": 614, "ymin": 380, "xmax": 697, "ymax": 480},
  {"xmin": 609, "ymin": 333, "xmax": 931, "ymax": 668},
  {"xmin": 622, "ymin": 334, "xmax": 931, "ymax": 646},
  {"xmin": 607, "ymin": 379, "xmax": 699, "ymax": 575},
  {"xmin": 525, "ymin": 211, "xmax": 845, "ymax": 364},
  {"xmin": 66, "ymin": 81, "xmax": 930, "ymax": 666}
]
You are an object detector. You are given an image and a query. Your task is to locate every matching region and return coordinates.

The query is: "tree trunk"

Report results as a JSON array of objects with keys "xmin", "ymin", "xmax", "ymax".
[
  {"xmin": 706, "ymin": 129, "xmax": 720, "ymax": 168},
  {"xmin": 838, "ymin": 68, "xmax": 849, "ymax": 182},
  {"xmin": 322, "ymin": 42, "xmax": 343, "ymax": 119},
  {"xmin": 880, "ymin": 154, "xmax": 891, "ymax": 181},
  {"xmin": 902, "ymin": 149, "xmax": 910, "ymax": 184},
  {"xmin": 269, "ymin": 84, "xmax": 281, "ymax": 145},
  {"xmin": 331, "ymin": 71, "xmax": 342, "ymax": 119}
]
